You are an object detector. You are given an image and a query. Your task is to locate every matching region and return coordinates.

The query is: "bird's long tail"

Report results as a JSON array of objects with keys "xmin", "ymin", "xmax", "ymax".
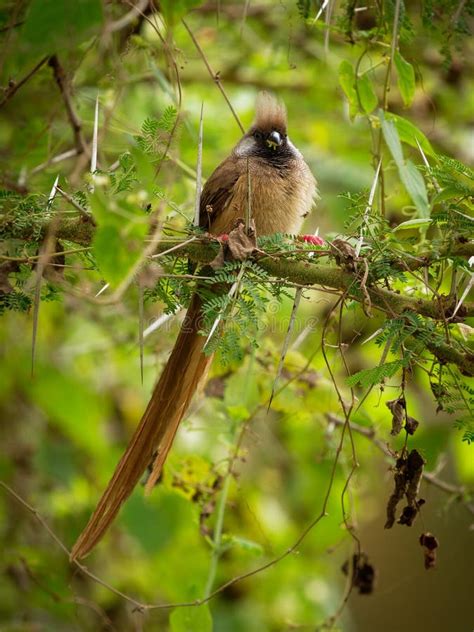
[{"xmin": 70, "ymin": 295, "xmax": 210, "ymax": 560}]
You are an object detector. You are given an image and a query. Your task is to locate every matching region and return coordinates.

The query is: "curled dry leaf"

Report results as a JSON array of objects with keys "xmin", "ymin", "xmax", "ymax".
[
  {"xmin": 330, "ymin": 238, "xmax": 357, "ymax": 270},
  {"xmin": 405, "ymin": 416, "xmax": 419, "ymax": 435},
  {"xmin": 386, "ymin": 396, "xmax": 406, "ymax": 436},
  {"xmin": 385, "ymin": 448, "xmax": 426, "ymax": 529},
  {"xmin": 209, "ymin": 218, "xmax": 257, "ymax": 268},
  {"xmin": 341, "ymin": 552, "xmax": 376, "ymax": 595},
  {"xmin": 386, "ymin": 398, "xmax": 420, "ymax": 436},
  {"xmin": 225, "ymin": 218, "xmax": 257, "ymax": 261},
  {"xmin": 419, "ymin": 532, "xmax": 439, "ymax": 569}
]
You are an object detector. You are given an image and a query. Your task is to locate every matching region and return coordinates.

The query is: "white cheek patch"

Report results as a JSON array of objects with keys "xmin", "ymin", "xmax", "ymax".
[
  {"xmin": 235, "ymin": 137, "xmax": 256, "ymax": 157},
  {"xmin": 287, "ymin": 137, "xmax": 301, "ymax": 158}
]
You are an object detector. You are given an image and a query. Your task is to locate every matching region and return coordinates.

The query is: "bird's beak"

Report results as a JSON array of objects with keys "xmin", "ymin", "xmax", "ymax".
[{"xmin": 266, "ymin": 130, "xmax": 282, "ymax": 150}]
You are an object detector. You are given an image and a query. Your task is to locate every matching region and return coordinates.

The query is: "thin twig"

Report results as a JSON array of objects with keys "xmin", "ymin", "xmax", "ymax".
[
  {"xmin": 181, "ymin": 19, "xmax": 245, "ymax": 134},
  {"xmin": 30, "ymin": 176, "xmax": 60, "ymax": 376},
  {"xmin": 48, "ymin": 55, "xmax": 87, "ymax": 155},
  {"xmin": 90, "ymin": 95, "xmax": 99, "ymax": 178},
  {"xmin": 355, "ymin": 159, "xmax": 381, "ymax": 257},
  {"xmin": 267, "ymin": 287, "xmax": 302, "ymax": 411},
  {"xmin": 0, "ymin": 56, "xmax": 49, "ymax": 108},
  {"xmin": 108, "ymin": 0, "xmax": 150, "ymax": 33},
  {"xmin": 125, "ymin": 1, "xmax": 183, "ymax": 179},
  {"xmin": 0, "ymin": 482, "xmax": 146, "ymax": 612},
  {"xmin": 56, "ymin": 187, "xmax": 93, "ymax": 222},
  {"xmin": 30, "ymin": 148, "xmax": 80, "ymax": 175},
  {"xmin": 194, "ymin": 103, "xmax": 204, "ymax": 226},
  {"xmin": 204, "ymin": 472, "xmax": 232, "ymax": 598},
  {"xmin": 325, "ymin": 413, "xmax": 474, "ymax": 514},
  {"xmin": 245, "ymin": 157, "xmax": 252, "ymax": 233}
]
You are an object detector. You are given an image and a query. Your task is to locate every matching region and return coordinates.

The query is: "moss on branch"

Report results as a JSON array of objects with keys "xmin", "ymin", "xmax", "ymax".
[{"xmin": 2, "ymin": 220, "xmax": 474, "ymax": 374}]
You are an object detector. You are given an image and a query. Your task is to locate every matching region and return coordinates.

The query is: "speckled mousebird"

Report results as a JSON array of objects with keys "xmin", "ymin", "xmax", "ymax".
[{"xmin": 71, "ymin": 92, "xmax": 318, "ymax": 560}]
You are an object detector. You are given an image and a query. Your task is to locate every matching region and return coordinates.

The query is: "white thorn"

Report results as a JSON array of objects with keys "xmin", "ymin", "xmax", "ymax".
[
  {"xmin": 47, "ymin": 174, "xmax": 60, "ymax": 208},
  {"xmin": 95, "ymin": 282, "xmax": 109, "ymax": 297},
  {"xmin": 143, "ymin": 311, "xmax": 178, "ymax": 339},
  {"xmin": 312, "ymin": 0, "xmax": 329, "ymax": 24},
  {"xmin": 90, "ymin": 95, "xmax": 99, "ymax": 191},
  {"xmin": 194, "ymin": 103, "xmax": 204, "ymax": 226},
  {"xmin": 355, "ymin": 159, "xmax": 381, "ymax": 257}
]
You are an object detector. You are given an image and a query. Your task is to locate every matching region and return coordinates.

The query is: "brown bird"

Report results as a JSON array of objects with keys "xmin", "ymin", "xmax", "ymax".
[{"xmin": 71, "ymin": 92, "xmax": 317, "ymax": 560}]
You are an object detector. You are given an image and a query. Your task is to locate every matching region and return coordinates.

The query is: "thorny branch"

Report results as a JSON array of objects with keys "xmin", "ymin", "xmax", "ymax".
[{"xmin": 2, "ymin": 222, "xmax": 473, "ymax": 373}]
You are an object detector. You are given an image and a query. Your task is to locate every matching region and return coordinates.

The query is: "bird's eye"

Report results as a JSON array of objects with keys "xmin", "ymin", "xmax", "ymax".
[{"xmin": 253, "ymin": 131, "xmax": 263, "ymax": 141}]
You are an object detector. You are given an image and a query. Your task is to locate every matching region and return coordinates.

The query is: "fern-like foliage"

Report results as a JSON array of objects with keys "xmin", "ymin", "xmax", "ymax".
[
  {"xmin": 109, "ymin": 152, "xmax": 138, "ymax": 193},
  {"xmin": 134, "ymin": 106, "xmax": 178, "ymax": 161},
  {"xmin": 346, "ymin": 359, "xmax": 408, "ymax": 388},
  {"xmin": 430, "ymin": 366, "xmax": 474, "ymax": 442},
  {"xmin": 375, "ymin": 311, "xmax": 445, "ymax": 353}
]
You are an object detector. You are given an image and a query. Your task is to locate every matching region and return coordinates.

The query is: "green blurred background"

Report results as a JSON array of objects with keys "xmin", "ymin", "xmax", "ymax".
[{"xmin": 0, "ymin": 1, "xmax": 473, "ymax": 630}]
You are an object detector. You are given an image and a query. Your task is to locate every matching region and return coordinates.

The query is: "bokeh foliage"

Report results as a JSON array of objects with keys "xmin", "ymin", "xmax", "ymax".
[{"xmin": 0, "ymin": 1, "xmax": 473, "ymax": 631}]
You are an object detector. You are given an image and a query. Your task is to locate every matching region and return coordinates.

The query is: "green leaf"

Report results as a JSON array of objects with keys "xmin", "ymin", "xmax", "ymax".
[
  {"xmin": 394, "ymin": 51, "xmax": 416, "ymax": 107},
  {"xmin": 338, "ymin": 60, "xmax": 358, "ymax": 120},
  {"xmin": 357, "ymin": 73, "xmax": 378, "ymax": 114},
  {"xmin": 393, "ymin": 218, "xmax": 433, "ymax": 231},
  {"xmin": 385, "ymin": 113, "xmax": 435, "ymax": 157},
  {"xmin": 121, "ymin": 489, "xmax": 196, "ymax": 555},
  {"xmin": 92, "ymin": 224, "xmax": 143, "ymax": 286},
  {"xmin": 399, "ymin": 160, "xmax": 430, "ymax": 217},
  {"xmin": 89, "ymin": 187, "xmax": 120, "ymax": 227},
  {"xmin": 170, "ymin": 604, "xmax": 213, "ymax": 632},
  {"xmin": 20, "ymin": 0, "xmax": 103, "ymax": 56},
  {"xmin": 381, "ymin": 115, "xmax": 430, "ymax": 217},
  {"xmin": 29, "ymin": 369, "xmax": 108, "ymax": 457},
  {"xmin": 431, "ymin": 186, "xmax": 469, "ymax": 205},
  {"xmin": 160, "ymin": 0, "xmax": 203, "ymax": 26},
  {"xmin": 381, "ymin": 115, "xmax": 404, "ymax": 166},
  {"xmin": 222, "ymin": 535, "xmax": 264, "ymax": 557}
]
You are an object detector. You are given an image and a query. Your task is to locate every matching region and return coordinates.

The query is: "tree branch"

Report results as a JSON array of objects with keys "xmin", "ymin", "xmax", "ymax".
[
  {"xmin": 2, "ymin": 217, "xmax": 473, "ymax": 372},
  {"xmin": 48, "ymin": 55, "xmax": 87, "ymax": 155},
  {"xmin": 0, "ymin": 56, "xmax": 48, "ymax": 108}
]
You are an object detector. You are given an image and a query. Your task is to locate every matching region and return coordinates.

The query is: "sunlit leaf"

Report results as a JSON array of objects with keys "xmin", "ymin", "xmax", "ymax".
[
  {"xmin": 357, "ymin": 73, "xmax": 378, "ymax": 114},
  {"xmin": 385, "ymin": 113, "xmax": 435, "ymax": 157},
  {"xmin": 92, "ymin": 223, "xmax": 145, "ymax": 286},
  {"xmin": 399, "ymin": 160, "xmax": 430, "ymax": 217},
  {"xmin": 338, "ymin": 60, "xmax": 358, "ymax": 119},
  {"xmin": 381, "ymin": 114, "xmax": 430, "ymax": 217},
  {"xmin": 393, "ymin": 218, "xmax": 433, "ymax": 231},
  {"xmin": 394, "ymin": 51, "xmax": 416, "ymax": 107},
  {"xmin": 223, "ymin": 535, "xmax": 264, "ymax": 557},
  {"xmin": 160, "ymin": 0, "xmax": 203, "ymax": 25}
]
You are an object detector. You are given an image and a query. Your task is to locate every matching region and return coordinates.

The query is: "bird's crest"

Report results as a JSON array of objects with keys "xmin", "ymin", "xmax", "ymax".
[{"xmin": 253, "ymin": 92, "xmax": 287, "ymax": 133}]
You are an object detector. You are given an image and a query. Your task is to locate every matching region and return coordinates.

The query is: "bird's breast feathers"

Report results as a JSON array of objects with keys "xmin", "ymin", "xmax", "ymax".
[{"xmin": 209, "ymin": 151, "xmax": 317, "ymax": 237}]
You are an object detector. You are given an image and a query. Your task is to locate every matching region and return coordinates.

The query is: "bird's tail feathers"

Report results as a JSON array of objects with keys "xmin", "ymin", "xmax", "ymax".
[{"xmin": 70, "ymin": 295, "xmax": 210, "ymax": 560}]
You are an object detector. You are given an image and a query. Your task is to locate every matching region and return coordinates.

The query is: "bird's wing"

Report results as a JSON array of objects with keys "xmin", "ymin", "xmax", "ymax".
[{"xmin": 199, "ymin": 155, "xmax": 242, "ymax": 232}]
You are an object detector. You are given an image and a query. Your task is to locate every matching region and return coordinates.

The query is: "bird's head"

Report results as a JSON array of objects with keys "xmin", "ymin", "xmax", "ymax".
[{"xmin": 235, "ymin": 92, "xmax": 296, "ymax": 162}]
